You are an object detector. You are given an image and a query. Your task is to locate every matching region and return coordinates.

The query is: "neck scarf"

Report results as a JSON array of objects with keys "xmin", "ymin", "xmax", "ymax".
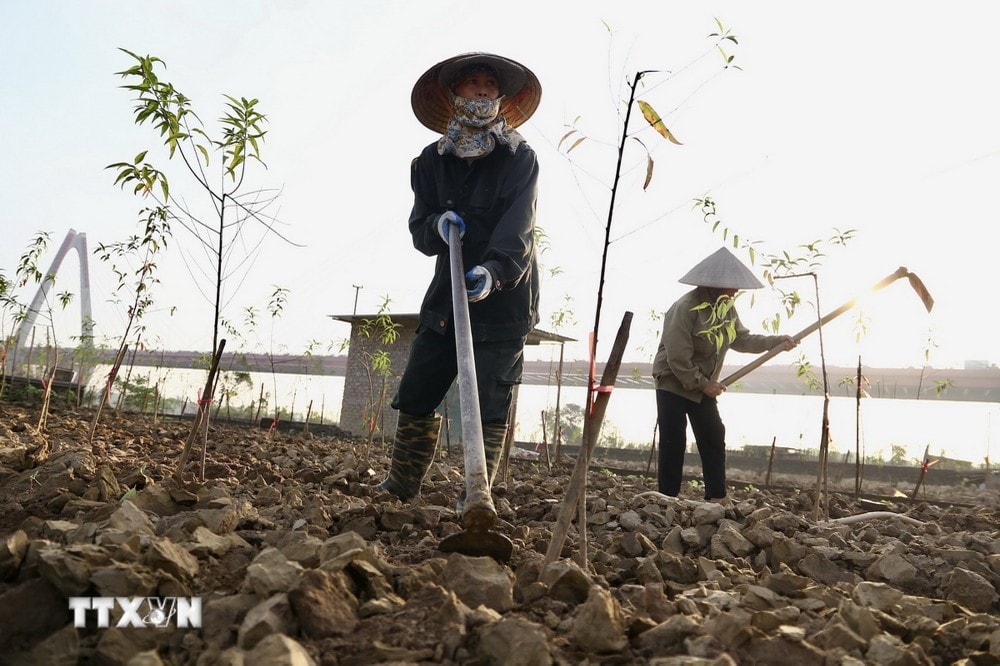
[{"xmin": 437, "ymin": 94, "xmax": 524, "ymax": 158}]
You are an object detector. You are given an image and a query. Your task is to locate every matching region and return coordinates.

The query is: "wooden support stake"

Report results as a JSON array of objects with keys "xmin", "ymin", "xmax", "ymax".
[
  {"xmin": 174, "ymin": 339, "xmax": 226, "ymax": 482},
  {"xmin": 765, "ymin": 435, "xmax": 777, "ymax": 489},
  {"xmin": 912, "ymin": 444, "xmax": 937, "ymax": 499},
  {"xmin": 540, "ymin": 410, "xmax": 552, "ymax": 472},
  {"xmin": 854, "ymin": 356, "xmax": 864, "ymax": 498},
  {"xmin": 543, "ymin": 312, "xmax": 632, "ymax": 570},
  {"xmin": 498, "ymin": 385, "xmax": 519, "ymax": 484},
  {"xmin": 88, "ymin": 344, "xmax": 128, "ymax": 446}
]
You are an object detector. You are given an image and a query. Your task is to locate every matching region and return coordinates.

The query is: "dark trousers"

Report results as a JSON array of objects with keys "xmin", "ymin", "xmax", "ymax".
[
  {"xmin": 655, "ymin": 389, "xmax": 727, "ymax": 499},
  {"xmin": 392, "ymin": 324, "xmax": 524, "ymax": 424}
]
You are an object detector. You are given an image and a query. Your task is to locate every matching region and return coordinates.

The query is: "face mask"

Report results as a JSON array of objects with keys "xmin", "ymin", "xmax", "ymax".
[
  {"xmin": 451, "ymin": 95, "xmax": 501, "ymax": 127},
  {"xmin": 437, "ymin": 94, "xmax": 523, "ymax": 159}
]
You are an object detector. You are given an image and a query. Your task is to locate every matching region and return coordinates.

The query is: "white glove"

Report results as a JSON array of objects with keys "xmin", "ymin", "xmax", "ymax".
[
  {"xmin": 465, "ymin": 265, "xmax": 494, "ymax": 303},
  {"xmin": 436, "ymin": 211, "xmax": 465, "ymax": 245}
]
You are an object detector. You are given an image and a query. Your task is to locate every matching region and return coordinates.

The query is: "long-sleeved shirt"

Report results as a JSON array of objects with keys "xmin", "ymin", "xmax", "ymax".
[
  {"xmin": 652, "ymin": 287, "xmax": 785, "ymax": 402},
  {"xmin": 408, "ymin": 140, "xmax": 540, "ymax": 342}
]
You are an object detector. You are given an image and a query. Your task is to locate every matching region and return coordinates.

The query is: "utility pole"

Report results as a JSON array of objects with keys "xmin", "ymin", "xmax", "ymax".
[{"xmin": 352, "ymin": 284, "xmax": 363, "ymax": 316}]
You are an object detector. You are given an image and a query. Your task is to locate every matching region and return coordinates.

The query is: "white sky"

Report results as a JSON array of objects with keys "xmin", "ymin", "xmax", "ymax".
[{"xmin": 2, "ymin": 1, "xmax": 998, "ymax": 370}]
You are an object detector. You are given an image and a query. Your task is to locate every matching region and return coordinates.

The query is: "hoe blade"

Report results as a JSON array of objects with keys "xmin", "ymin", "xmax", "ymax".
[
  {"xmin": 439, "ymin": 529, "xmax": 513, "ymax": 562},
  {"xmin": 438, "ymin": 504, "xmax": 513, "ymax": 562},
  {"xmin": 906, "ymin": 272, "xmax": 935, "ymax": 312}
]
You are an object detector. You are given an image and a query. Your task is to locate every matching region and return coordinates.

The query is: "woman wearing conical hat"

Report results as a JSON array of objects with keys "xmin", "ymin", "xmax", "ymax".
[
  {"xmin": 375, "ymin": 53, "xmax": 542, "ymax": 507},
  {"xmin": 652, "ymin": 248, "xmax": 797, "ymax": 501}
]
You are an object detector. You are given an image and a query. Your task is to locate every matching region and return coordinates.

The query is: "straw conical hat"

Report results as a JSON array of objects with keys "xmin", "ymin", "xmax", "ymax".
[
  {"xmin": 411, "ymin": 52, "xmax": 541, "ymax": 134},
  {"xmin": 678, "ymin": 247, "xmax": 764, "ymax": 289}
]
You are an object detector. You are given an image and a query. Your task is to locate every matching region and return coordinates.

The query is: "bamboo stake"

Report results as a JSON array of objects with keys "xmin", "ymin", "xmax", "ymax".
[
  {"xmin": 912, "ymin": 444, "xmax": 937, "ymax": 499},
  {"xmin": 254, "ymin": 383, "xmax": 264, "ymax": 425},
  {"xmin": 540, "ymin": 410, "xmax": 552, "ymax": 472},
  {"xmin": 554, "ymin": 343, "xmax": 565, "ymax": 463},
  {"xmin": 497, "ymin": 386, "xmax": 519, "ymax": 484},
  {"xmin": 116, "ymin": 339, "xmax": 141, "ymax": 412},
  {"xmin": 765, "ymin": 435, "xmax": 777, "ymax": 489},
  {"xmin": 38, "ymin": 373, "xmax": 52, "ymax": 431},
  {"xmin": 810, "ymin": 272, "xmax": 832, "ymax": 522},
  {"xmin": 88, "ymin": 344, "xmax": 128, "ymax": 445},
  {"xmin": 174, "ymin": 339, "xmax": 226, "ymax": 481},
  {"xmin": 443, "ymin": 401, "xmax": 451, "ymax": 456},
  {"xmin": 499, "ymin": 422, "xmax": 514, "ymax": 485},
  {"xmin": 543, "ymin": 311, "xmax": 631, "ymax": 570},
  {"xmin": 854, "ymin": 357, "xmax": 863, "ymax": 497},
  {"xmin": 813, "ymin": 401, "xmax": 831, "ymax": 521},
  {"xmin": 645, "ymin": 422, "xmax": 657, "ymax": 477},
  {"xmin": 38, "ymin": 344, "xmax": 58, "ymax": 430}
]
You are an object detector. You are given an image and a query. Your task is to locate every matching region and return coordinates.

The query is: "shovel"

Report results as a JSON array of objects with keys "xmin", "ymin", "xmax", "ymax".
[{"xmin": 437, "ymin": 224, "xmax": 514, "ymax": 562}]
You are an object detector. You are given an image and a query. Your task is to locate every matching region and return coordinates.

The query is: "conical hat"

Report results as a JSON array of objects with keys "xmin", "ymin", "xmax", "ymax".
[
  {"xmin": 411, "ymin": 52, "xmax": 542, "ymax": 134},
  {"xmin": 678, "ymin": 247, "xmax": 764, "ymax": 289}
]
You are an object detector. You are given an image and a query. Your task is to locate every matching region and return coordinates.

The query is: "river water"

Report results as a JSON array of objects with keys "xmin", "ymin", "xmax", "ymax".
[{"xmin": 85, "ymin": 365, "xmax": 998, "ymax": 466}]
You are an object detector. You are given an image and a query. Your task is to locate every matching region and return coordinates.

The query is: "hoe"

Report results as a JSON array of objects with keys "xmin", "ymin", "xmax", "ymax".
[
  {"xmin": 437, "ymin": 225, "xmax": 514, "ymax": 562},
  {"xmin": 722, "ymin": 266, "xmax": 934, "ymax": 387}
]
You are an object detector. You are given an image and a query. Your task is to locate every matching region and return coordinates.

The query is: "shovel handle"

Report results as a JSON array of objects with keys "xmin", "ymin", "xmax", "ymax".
[
  {"xmin": 721, "ymin": 267, "xmax": 911, "ymax": 387},
  {"xmin": 448, "ymin": 228, "xmax": 490, "ymax": 500}
]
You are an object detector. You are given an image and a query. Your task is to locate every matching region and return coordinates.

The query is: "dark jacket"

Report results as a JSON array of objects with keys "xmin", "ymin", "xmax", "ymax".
[{"xmin": 408, "ymin": 141, "xmax": 540, "ymax": 341}]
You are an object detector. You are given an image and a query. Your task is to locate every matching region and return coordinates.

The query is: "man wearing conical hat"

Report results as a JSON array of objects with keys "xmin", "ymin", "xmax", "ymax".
[
  {"xmin": 374, "ymin": 53, "xmax": 542, "ymax": 506},
  {"xmin": 652, "ymin": 248, "xmax": 797, "ymax": 501}
]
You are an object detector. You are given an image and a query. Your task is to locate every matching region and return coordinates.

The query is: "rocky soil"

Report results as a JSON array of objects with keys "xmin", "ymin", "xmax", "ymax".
[{"xmin": 1, "ymin": 400, "xmax": 1000, "ymax": 665}]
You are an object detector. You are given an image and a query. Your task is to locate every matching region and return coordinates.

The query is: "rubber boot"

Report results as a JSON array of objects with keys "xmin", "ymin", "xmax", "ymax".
[
  {"xmin": 482, "ymin": 421, "xmax": 508, "ymax": 486},
  {"xmin": 375, "ymin": 412, "xmax": 441, "ymax": 500},
  {"xmin": 457, "ymin": 421, "xmax": 508, "ymax": 514}
]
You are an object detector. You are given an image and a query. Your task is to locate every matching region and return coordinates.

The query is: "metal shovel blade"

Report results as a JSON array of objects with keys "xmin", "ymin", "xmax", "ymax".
[{"xmin": 435, "ymin": 225, "xmax": 514, "ymax": 563}]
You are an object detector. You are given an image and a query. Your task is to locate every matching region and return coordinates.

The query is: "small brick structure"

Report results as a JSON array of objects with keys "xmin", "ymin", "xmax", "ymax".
[
  {"xmin": 330, "ymin": 312, "xmax": 573, "ymax": 439},
  {"xmin": 331, "ymin": 313, "xmax": 416, "ymax": 438}
]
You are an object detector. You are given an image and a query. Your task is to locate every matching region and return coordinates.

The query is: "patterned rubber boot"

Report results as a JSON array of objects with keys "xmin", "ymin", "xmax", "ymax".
[
  {"xmin": 482, "ymin": 421, "xmax": 508, "ymax": 486},
  {"xmin": 456, "ymin": 421, "xmax": 508, "ymax": 514},
  {"xmin": 375, "ymin": 412, "xmax": 441, "ymax": 501}
]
